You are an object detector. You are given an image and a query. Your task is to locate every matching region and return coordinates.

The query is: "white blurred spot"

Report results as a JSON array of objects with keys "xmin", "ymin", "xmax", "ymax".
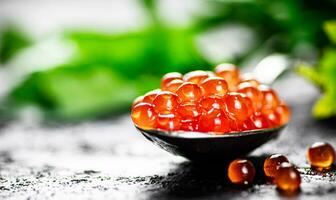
[
  {"xmin": 196, "ymin": 24, "xmax": 256, "ymax": 64},
  {"xmin": 253, "ymin": 54, "xmax": 290, "ymax": 84}
]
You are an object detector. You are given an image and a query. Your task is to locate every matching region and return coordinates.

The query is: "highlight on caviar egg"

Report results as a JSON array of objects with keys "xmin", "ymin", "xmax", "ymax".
[{"xmin": 131, "ymin": 64, "xmax": 291, "ymax": 134}]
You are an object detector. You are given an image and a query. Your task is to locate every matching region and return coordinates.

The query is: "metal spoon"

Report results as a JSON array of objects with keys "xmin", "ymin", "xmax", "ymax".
[{"xmin": 136, "ymin": 54, "xmax": 291, "ymax": 161}]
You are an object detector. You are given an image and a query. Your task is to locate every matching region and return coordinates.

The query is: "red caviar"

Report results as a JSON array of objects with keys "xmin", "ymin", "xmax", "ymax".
[
  {"xmin": 215, "ymin": 63, "xmax": 240, "ymax": 91},
  {"xmin": 199, "ymin": 96, "xmax": 225, "ymax": 116},
  {"xmin": 161, "ymin": 72, "xmax": 183, "ymax": 89},
  {"xmin": 200, "ymin": 77, "xmax": 228, "ymax": 97},
  {"xmin": 274, "ymin": 162, "xmax": 301, "ymax": 191},
  {"xmin": 259, "ymin": 85, "xmax": 280, "ymax": 109},
  {"xmin": 198, "ymin": 112, "xmax": 231, "ymax": 133},
  {"xmin": 142, "ymin": 89, "xmax": 160, "ymax": 104},
  {"xmin": 237, "ymin": 82, "xmax": 263, "ymax": 111},
  {"xmin": 157, "ymin": 114, "xmax": 181, "ymax": 131},
  {"xmin": 131, "ymin": 64, "xmax": 290, "ymax": 133},
  {"xmin": 131, "ymin": 103, "xmax": 157, "ymax": 129},
  {"xmin": 164, "ymin": 79, "xmax": 184, "ymax": 92},
  {"xmin": 225, "ymin": 92, "xmax": 252, "ymax": 121},
  {"xmin": 176, "ymin": 82, "xmax": 202, "ymax": 103},
  {"xmin": 153, "ymin": 91, "xmax": 180, "ymax": 115},
  {"xmin": 228, "ymin": 159, "xmax": 256, "ymax": 185},
  {"xmin": 276, "ymin": 103, "xmax": 291, "ymax": 125},
  {"xmin": 183, "ymin": 70, "xmax": 209, "ymax": 85},
  {"xmin": 307, "ymin": 142, "xmax": 335, "ymax": 169},
  {"xmin": 177, "ymin": 103, "xmax": 201, "ymax": 121},
  {"xmin": 263, "ymin": 154, "xmax": 289, "ymax": 178}
]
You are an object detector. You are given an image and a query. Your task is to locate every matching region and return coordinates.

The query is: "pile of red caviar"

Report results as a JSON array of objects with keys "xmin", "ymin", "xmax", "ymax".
[{"xmin": 131, "ymin": 64, "xmax": 290, "ymax": 133}]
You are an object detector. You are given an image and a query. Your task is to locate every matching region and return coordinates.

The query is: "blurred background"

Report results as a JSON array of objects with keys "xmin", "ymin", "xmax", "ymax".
[{"xmin": 0, "ymin": 0, "xmax": 336, "ymax": 122}]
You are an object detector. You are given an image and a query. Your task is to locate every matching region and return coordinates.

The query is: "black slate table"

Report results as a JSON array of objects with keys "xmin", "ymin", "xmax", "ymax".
[{"xmin": 0, "ymin": 74, "xmax": 335, "ymax": 200}]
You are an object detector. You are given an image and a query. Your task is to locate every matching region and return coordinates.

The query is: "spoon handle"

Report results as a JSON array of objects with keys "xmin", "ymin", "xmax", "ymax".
[{"xmin": 252, "ymin": 54, "xmax": 291, "ymax": 85}]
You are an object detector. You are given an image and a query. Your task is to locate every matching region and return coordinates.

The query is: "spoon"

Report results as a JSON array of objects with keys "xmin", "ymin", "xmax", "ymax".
[
  {"xmin": 136, "ymin": 54, "xmax": 291, "ymax": 161},
  {"xmin": 137, "ymin": 125, "xmax": 285, "ymax": 161}
]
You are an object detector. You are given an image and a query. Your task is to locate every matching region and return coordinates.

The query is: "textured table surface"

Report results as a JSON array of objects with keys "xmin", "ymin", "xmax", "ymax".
[{"xmin": 0, "ymin": 74, "xmax": 336, "ymax": 200}]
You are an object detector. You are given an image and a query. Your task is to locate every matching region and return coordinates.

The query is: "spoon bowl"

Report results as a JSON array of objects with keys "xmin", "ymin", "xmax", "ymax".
[{"xmin": 137, "ymin": 126, "xmax": 286, "ymax": 161}]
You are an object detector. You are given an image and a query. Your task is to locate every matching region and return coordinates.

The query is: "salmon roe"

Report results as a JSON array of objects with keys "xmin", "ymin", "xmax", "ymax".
[
  {"xmin": 157, "ymin": 113, "xmax": 181, "ymax": 131},
  {"xmin": 164, "ymin": 79, "xmax": 184, "ymax": 92},
  {"xmin": 215, "ymin": 63, "xmax": 240, "ymax": 91},
  {"xmin": 176, "ymin": 82, "xmax": 202, "ymax": 103},
  {"xmin": 228, "ymin": 159, "xmax": 256, "ymax": 185},
  {"xmin": 152, "ymin": 91, "xmax": 180, "ymax": 115},
  {"xmin": 183, "ymin": 70, "xmax": 209, "ymax": 85},
  {"xmin": 237, "ymin": 82, "xmax": 263, "ymax": 111},
  {"xmin": 132, "ymin": 96, "xmax": 144, "ymax": 108},
  {"xmin": 263, "ymin": 154, "xmax": 289, "ymax": 178},
  {"xmin": 307, "ymin": 142, "xmax": 335, "ymax": 169},
  {"xmin": 131, "ymin": 63, "xmax": 290, "ymax": 133},
  {"xmin": 259, "ymin": 85, "xmax": 280, "ymax": 109},
  {"xmin": 161, "ymin": 72, "xmax": 183, "ymax": 89},
  {"xmin": 200, "ymin": 77, "xmax": 228, "ymax": 97},
  {"xmin": 142, "ymin": 89, "xmax": 161, "ymax": 104},
  {"xmin": 225, "ymin": 92, "xmax": 252, "ymax": 121},
  {"xmin": 274, "ymin": 162, "xmax": 301, "ymax": 192},
  {"xmin": 177, "ymin": 103, "xmax": 201, "ymax": 122},
  {"xmin": 199, "ymin": 96, "xmax": 225, "ymax": 116},
  {"xmin": 131, "ymin": 103, "xmax": 157, "ymax": 129}
]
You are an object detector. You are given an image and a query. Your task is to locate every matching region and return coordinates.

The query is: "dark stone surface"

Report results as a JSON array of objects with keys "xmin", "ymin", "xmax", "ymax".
[{"xmin": 0, "ymin": 74, "xmax": 336, "ymax": 200}]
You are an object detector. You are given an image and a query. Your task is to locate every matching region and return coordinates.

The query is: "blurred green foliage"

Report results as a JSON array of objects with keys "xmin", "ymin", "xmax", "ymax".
[
  {"xmin": 11, "ymin": 65, "xmax": 149, "ymax": 119},
  {"xmin": 7, "ymin": 27, "xmax": 209, "ymax": 120},
  {"xmin": 195, "ymin": 0, "xmax": 336, "ymax": 54},
  {"xmin": 1, "ymin": 0, "xmax": 336, "ymax": 120},
  {"xmin": 0, "ymin": 25, "xmax": 31, "ymax": 63},
  {"xmin": 298, "ymin": 21, "xmax": 336, "ymax": 119}
]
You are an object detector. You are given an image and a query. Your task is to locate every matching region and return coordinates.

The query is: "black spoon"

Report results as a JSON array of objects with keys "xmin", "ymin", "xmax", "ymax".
[
  {"xmin": 137, "ymin": 125, "xmax": 286, "ymax": 161},
  {"xmin": 136, "ymin": 55, "xmax": 290, "ymax": 161}
]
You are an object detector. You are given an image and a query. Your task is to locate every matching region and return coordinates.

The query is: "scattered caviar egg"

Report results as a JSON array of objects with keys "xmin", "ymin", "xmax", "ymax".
[
  {"xmin": 228, "ymin": 159, "xmax": 256, "ymax": 185},
  {"xmin": 276, "ymin": 103, "xmax": 291, "ymax": 125},
  {"xmin": 176, "ymin": 82, "xmax": 202, "ymax": 103},
  {"xmin": 157, "ymin": 113, "xmax": 181, "ymax": 131},
  {"xmin": 177, "ymin": 103, "xmax": 201, "ymax": 121},
  {"xmin": 307, "ymin": 142, "xmax": 335, "ymax": 169},
  {"xmin": 275, "ymin": 162, "xmax": 301, "ymax": 192},
  {"xmin": 215, "ymin": 63, "xmax": 240, "ymax": 91},
  {"xmin": 225, "ymin": 92, "xmax": 251, "ymax": 121},
  {"xmin": 264, "ymin": 154, "xmax": 289, "ymax": 178},
  {"xmin": 143, "ymin": 89, "xmax": 161, "ymax": 104},
  {"xmin": 153, "ymin": 91, "xmax": 180, "ymax": 114},
  {"xmin": 200, "ymin": 77, "xmax": 228, "ymax": 97},
  {"xmin": 198, "ymin": 112, "xmax": 231, "ymax": 133},
  {"xmin": 259, "ymin": 85, "xmax": 280, "ymax": 109},
  {"xmin": 164, "ymin": 79, "xmax": 184, "ymax": 92},
  {"xmin": 161, "ymin": 72, "xmax": 183, "ymax": 89},
  {"xmin": 183, "ymin": 70, "xmax": 209, "ymax": 84},
  {"xmin": 131, "ymin": 103, "xmax": 157, "ymax": 129}
]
